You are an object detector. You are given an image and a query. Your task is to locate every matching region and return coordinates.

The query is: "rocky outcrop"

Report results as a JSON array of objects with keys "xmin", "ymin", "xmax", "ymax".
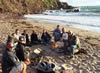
[{"xmin": 0, "ymin": 0, "xmax": 72, "ymax": 14}]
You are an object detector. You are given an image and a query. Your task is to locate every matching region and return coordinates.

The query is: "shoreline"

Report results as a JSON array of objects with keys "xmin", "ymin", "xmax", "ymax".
[
  {"xmin": 24, "ymin": 13, "xmax": 100, "ymax": 33},
  {"xmin": 23, "ymin": 18, "xmax": 100, "ymax": 37}
]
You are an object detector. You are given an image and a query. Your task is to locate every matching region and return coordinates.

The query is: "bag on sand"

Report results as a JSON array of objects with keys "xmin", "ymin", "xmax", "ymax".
[
  {"xmin": 24, "ymin": 47, "xmax": 31, "ymax": 60},
  {"xmin": 36, "ymin": 62, "xmax": 56, "ymax": 73}
]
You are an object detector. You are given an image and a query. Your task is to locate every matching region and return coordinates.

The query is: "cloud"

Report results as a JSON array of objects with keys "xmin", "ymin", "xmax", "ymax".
[{"xmin": 60, "ymin": 0, "xmax": 100, "ymax": 6}]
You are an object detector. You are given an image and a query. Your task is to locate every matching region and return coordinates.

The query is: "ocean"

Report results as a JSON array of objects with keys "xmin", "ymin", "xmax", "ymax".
[{"xmin": 24, "ymin": 6, "xmax": 100, "ymax": 33}]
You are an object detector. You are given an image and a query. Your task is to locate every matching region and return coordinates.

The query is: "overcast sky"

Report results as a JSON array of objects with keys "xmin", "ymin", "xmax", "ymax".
[{"xmin": 60, "ymin": 0, "xmax": 100, "ymax": 6}]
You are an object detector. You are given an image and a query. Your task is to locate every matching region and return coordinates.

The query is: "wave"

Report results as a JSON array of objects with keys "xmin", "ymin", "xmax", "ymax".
[
  {"xmin": 79, "ymin": 6, "xmax": 100, "ymax": 12},
  {"xmin": 24, "ymin": 12, "xmax": 100, "ymax": 32}
]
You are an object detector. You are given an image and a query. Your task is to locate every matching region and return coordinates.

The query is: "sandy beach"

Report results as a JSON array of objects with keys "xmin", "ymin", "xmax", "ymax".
[{"xmin": 0, "ymin": 14, "xmax": 100, "ymax": 73}]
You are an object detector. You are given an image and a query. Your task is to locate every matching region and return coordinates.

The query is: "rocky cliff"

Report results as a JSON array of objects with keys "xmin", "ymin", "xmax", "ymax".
[{"xmin": 0, "ymin": 0, "xmax": 72, "ymax": 14}]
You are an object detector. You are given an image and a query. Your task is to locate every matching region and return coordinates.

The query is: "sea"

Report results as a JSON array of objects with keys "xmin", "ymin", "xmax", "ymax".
[{"xmin": 24, "ymin": 6, "xmax": 100, "ymax": 33}]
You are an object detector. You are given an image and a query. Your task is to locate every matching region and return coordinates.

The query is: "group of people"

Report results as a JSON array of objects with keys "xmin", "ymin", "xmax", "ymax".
[
  {"xmin": 7, "ymin": 29, "xmax": 51, "ymax": 47},
  {"xmin": 53, "ymin": 25, "xmax": 80, "ymax": 58},
  {"xmin": 31, "ymin": 30, "xmax": 51, "ymax": 46},
  {"xmin": 2, "ymin": 29, "xmax": 32, "ymax": 73},
  {"xmin": 1, "ymin": 29, "xmax": 52, "ymax": 73},
  {"xmin": 1, "ymin": 25, "xmax": 80, "ymax": 73}
]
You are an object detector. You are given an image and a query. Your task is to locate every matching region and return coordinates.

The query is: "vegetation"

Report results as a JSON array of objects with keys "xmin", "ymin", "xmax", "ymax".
[{"xmin": 0, "ymin": 0, "xmax": 70, "ymax": 14}]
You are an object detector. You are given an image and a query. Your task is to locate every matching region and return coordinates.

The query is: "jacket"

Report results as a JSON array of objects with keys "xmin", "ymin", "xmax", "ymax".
[
  {"xmin": 41, "ymin": 32, "xmax": 51, "ymax": 41},
  {"xmin": 53, "ymin": 29, "xmax": 61, "ymax": 41},
  {"xmin": 2, "ymin": 48, "xmax": 21, "ymax": 73},
  {"xmin": 68, "ymin": 35, "xmax": 80, "ymax": 48},
  {"xmin": 16, "ymin": 42, "xmax": 26, "ymax": 61}
]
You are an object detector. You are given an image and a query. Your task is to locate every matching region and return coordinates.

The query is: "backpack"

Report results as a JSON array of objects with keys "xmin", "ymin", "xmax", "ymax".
[{"xmin": 24, "ymin": 47, "xmax": 31, "ymax": 60}]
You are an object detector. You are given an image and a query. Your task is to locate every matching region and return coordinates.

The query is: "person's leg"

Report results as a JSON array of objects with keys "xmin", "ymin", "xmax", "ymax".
[
  {"xmin": 47, "ymin": 39, "xmax": 50, "ymax": 44},
  {"xmin": 41, "ymin": 39, "xmax": 47, "ymax": 45},
  {"xmin": 10, "ymin": 62, "xmax": 27, "ymax": 73},
  {"xmin": 21, "ymin": 63, "xmax": 27, "ymax": 73},
  {"xmin": 70, "ymin": 45, "xmax": 77, "ymax": 56},
  {"xmin": 38, "ymin": 39, "xmax": 41, "ymax": 44},
  {"xmin": 54, "ymin": 37, "xmax": 57, "ymax": 42},
  {"xmin": 63, "ymin": 40, "xmax": 67, "ymax": 55}
]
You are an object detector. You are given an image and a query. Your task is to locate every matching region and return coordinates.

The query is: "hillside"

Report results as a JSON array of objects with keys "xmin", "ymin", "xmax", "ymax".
[{"xmin": 0, "ymin": 0, "xmax": 72, "ymax": 14}]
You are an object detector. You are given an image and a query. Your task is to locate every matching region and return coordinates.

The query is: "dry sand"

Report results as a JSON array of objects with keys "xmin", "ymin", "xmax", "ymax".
[{"xmin": 0, "ymin": 14, "xmax": 100, "ymax": 73}]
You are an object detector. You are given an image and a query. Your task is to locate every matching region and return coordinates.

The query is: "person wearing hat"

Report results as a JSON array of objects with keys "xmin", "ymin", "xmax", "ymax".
[
  {"xmin": 68, "ymin": 31, "xmax": 80, "ymax": 58},
  {"xmin": 2, "ymin": 42, "xmax": 30, "ymax": 73}
]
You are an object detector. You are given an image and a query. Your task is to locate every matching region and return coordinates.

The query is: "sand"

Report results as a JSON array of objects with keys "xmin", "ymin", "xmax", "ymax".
[{"xmin": 0, "ymin": 14, "xmax": 100, "ymax": 73}]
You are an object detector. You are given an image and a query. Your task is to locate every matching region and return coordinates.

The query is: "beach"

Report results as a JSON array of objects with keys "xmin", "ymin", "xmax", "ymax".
[{"xmin": 0, "ymin": 14, "xmax": 100, "ymax": 73}]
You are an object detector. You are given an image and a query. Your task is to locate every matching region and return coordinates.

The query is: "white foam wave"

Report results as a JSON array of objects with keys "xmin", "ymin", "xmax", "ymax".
[{"xmin": 24, "ymin": 13, "xmax": 100, "ymax": 32}]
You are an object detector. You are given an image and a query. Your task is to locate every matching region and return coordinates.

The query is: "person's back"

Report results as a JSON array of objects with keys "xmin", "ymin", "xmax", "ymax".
[
  {"xmin": 31, "ymin": 33, "xmax": 38, "ymax": 41},
  {"xmin": 16, "ymin": 42, "xmax": 25, "ymax": 61},
  {"xmin": 31, "ymin": 31, "xmax": 40, "ymax": 45}
]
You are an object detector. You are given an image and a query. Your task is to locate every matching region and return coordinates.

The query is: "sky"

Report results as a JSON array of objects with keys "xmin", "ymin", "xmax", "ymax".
[{"xmin": 60, "ymin": 0, "xmax": 100, "ymax": 6}]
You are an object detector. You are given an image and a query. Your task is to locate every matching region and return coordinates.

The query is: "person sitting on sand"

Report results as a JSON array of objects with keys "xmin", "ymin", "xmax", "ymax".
[
  {"xmin": 22, "ymin": 30, "xmax": 30, "ymax": 46},
  {"xmin": 68, "ymin": 31, "xmax": 80, "ymax": 58},
  {"xmin": 16, "ymin": 36, "xmax": 27, "ymax": 61},
  {"xmin": 15, "ymin": 29, "xmax": 22, "ymax": 41},
  {"xmin": 61, "ymin": 28, "xmax": 68, "ymax": 55},
  {"xmin": 53, "ymin": 25, "xmax": 61, "ymax": 42},
  {"xmin": 31, "ymin": 30, "xmax": 40, "ymax": 45},
  {"xmin": 7, "ymin": 33, "xmax": 18, "ymax": 49},
  {"xmin": 2, "ymin": 42, "xmax": 30, "ymax": 73},
  {"xmin": 41, "ymin": 29, "xmax": 51, "ymax": 45}
]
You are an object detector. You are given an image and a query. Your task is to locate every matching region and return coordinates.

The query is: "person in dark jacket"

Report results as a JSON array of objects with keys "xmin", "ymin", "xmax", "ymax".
[
  {"xmin": 53, "ymin": 25, "xmax": 61, "ymax": 42},
  {"xmin": 41, "ymin": 29, "xmax": 51, "ymax": 45},
  {"xmin": 2, "ymin": 42, "xmax": 30, "ymax": 73},
  {"xmin": 22, "ymin": 30, "xmax": 30, "ymax": 46},
  {"xmin": 68, "ymin": 31, "xmax": 80, "ymax": 58},
  {"xmin": 31, "ymin": 30, "xmax": 40, "ymax": 45},
  {"xmin": 16, "ymin": 36, "xmax": 26, "ymax": 61}
]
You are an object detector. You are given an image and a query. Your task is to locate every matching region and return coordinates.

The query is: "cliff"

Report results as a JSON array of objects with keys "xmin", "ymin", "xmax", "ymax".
[{"xmin": 0, "ymin": 0, "xmax": 72, "ymax": 14}]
